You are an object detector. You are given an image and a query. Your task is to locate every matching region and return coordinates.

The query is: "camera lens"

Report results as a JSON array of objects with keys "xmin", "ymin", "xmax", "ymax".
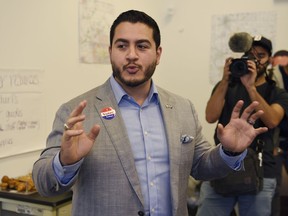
[{"xmin": 229, "ymin": 59, "xmax": 248, "ymax": 78}]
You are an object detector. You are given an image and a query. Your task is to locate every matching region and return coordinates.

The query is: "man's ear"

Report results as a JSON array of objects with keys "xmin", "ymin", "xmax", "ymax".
[{"xmin": 156, "ymin": 46, "xmax": 162, "ymax": 65}]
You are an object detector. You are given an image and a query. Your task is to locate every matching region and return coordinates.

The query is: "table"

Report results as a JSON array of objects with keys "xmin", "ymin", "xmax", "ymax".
[{"xmin": 0, "ymin": 190, "xmax": 72, "ymax": 216}]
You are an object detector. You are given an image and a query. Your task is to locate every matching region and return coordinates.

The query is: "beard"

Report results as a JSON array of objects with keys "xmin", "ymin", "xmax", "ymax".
[
  {"xmin": 111, "ymin": 61, "xmax": 157, "ymax": 87},
  {"xmin": 256, "ymin": 61, "xmax": 269, "ymax": 79}
]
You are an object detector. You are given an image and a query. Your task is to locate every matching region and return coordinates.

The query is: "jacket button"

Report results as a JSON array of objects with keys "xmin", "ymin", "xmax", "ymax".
[{"xmin": 138, "ymin": 211, "xmax": 144, "ymax": 216}]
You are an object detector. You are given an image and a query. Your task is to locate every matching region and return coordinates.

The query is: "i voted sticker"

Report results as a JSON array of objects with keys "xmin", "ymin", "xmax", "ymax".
[{"xmin": 100, "ymin": 107, "xmax": 116, "ymax": 120}]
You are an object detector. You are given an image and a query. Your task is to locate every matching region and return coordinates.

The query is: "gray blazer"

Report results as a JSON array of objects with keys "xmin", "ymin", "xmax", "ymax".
[{"xmin": 33, "ymin": 79, "xmax": 232, "ymax": 216}]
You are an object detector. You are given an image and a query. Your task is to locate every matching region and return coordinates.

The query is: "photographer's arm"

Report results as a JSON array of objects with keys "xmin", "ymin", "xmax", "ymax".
[
  {"xmin": 206, "ymin": 58, "xmax": 231, "ymax": 123},
  {"xmin": 246, "ymin": 86, "xmax": 285, "ymax": 128},
  {"xmin": 241, "ymin": 60, "xmax": 285, "ymax": 128}
]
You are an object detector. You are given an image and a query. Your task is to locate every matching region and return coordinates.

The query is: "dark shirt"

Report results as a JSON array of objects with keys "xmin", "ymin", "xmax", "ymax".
[{"xmin": 212, "ymin": 81, "xmax": 288, "ymax": 178}]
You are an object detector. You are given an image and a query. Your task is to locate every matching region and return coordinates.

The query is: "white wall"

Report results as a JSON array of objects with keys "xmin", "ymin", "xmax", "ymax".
[{"xmin": 0, "ymin": 0, "xmax": 287, "ymax": 177}]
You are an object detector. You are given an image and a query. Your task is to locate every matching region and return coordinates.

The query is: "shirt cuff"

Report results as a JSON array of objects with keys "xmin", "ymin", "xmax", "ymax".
[
  {"xmin": 219, "ymin": 144, "xmax": 247, "ymax": 170},
  {"xmin": 53, "ymin": 152, "xmax": 83, "ymax": 185}
]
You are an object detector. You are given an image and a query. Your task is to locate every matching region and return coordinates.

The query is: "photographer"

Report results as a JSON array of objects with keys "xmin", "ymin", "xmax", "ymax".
[{"xmin": 196, "ymin": 35, "xmax": 288, "ymax": 216}]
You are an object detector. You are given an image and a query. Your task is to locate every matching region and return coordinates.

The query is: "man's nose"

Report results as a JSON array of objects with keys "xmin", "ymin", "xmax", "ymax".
[{"xmin": 127, "ymin": 46, "xmax": 138, "ymax": 59}]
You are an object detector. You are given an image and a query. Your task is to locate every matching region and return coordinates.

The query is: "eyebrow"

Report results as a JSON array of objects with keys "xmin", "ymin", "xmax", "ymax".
[
  {"xmin": 114, "ymin": 38, "xmax": 152, "ymax": 45},
  {"xmin": 251, "ymin": 49, "xmax": 266, "ymax": 57},
  {"xmin": 256, "ymin": 52, "xmax": 266, "ymax": 57}
]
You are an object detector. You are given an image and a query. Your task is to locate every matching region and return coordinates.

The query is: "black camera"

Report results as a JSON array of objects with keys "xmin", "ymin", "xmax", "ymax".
[{"xmin": 229, "ymin": 53, "xmax": 257, "ymax": 78}]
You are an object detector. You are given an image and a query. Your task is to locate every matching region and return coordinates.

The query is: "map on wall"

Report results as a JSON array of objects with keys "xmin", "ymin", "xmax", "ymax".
[
  {"xmin": 209, "ymin": 11, "xmax": 277, "ymax": 85},
  {"xmin": 79, "ymin": 0, "xmax": 115, "ymax": 64},
  {"xmin": 0, "ymin": 69, "xmax": 45, "ymax": 158}
]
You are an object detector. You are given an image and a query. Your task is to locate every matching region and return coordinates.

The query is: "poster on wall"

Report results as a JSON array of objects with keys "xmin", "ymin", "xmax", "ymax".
[
  {"xmin": 79, "ymin": 0, "xmax": 115, "ymax": 64},
  {"xmin": 0, "ymin": 69, "xmax": 45, "ymax": 158},
  {"xmin": 209, "ymin": 11, "xmax": 277, "ymax": 85}
]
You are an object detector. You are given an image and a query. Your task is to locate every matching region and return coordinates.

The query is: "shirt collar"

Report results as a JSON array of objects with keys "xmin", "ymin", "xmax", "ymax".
[{"xmin": 109, "ymin": 75, "xmax": 159, "ymax": 105}]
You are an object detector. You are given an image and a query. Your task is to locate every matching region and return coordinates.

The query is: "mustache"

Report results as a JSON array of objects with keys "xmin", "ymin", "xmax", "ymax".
[{"xmin": 123, "ymin": 62, "xmax": 142, "ymax": 70}]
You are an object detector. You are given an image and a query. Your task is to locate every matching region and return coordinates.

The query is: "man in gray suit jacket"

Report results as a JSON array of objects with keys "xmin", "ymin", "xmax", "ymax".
[{"xmin": 32, "ymin": 10, "xmax": 268, "ymax": 216}]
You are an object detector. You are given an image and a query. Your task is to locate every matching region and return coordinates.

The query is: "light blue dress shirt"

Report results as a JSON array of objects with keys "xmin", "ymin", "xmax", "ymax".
[
  {"xmin": 110, "ymin": 76, "xmax": 172, "ymax": 216},
  {"xmin": 53, "ymin": 75, "xmax": 247, "ymax": 215}
]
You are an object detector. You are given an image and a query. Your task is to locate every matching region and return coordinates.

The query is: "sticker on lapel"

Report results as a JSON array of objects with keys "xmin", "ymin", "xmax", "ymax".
[{"xmin": 101, "ymin": 107, "xmax": 116, "ymax": 120}]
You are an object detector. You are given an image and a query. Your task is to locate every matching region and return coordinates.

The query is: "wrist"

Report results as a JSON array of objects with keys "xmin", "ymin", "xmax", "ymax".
[
  {"xmin": 220, "ymin": 78, "xmax": 229, "ymax": 86},
  {"xmin": 222, "ymin": 147, "xmax": 243, "ymax": 156},
  {"xmin": 246, "ymin": 85, "xmax": 257, "ymax": 94}
]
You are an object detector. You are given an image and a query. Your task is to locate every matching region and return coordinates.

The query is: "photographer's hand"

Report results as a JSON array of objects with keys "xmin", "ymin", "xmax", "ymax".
[
  {"xmin": 240, "ymin": 60, "xmax": 257, "ymax": 90},
  {"xmin": 223, "ymin": 57, "xmax": 232, "ymax": 81}
]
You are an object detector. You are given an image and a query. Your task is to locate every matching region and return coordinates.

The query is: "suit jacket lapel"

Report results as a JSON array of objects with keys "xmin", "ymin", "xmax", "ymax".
[
  {"xmin": 94, "ymin": 80, "xmax": 145, "ymax": 207},
  {"xmin": 158, "ymin": 88, "xmax": 181, "ymax": 214}
]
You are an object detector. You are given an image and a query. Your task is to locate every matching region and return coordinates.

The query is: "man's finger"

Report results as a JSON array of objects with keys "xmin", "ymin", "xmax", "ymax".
[
  {"xmin": 87, "ymin": 125, "xmax": 100, "ymax": 141},
  {"xmin": 239, "ymin": 101, "xmax": 259, "ymax": 120},
  {"xmin": 230, "ymin": 100, "xmax": 244, "ymax": 119},
  {"xmin": 69, "ymin": 100, "xmax": 87, "ymax": 118},
  {"xmin": 63, "ymin": 129, "xmax": 84, "ymax": 141},
  {"xmin": 255, "ymin": 127, "xmax": 268, "ymax": 135}
]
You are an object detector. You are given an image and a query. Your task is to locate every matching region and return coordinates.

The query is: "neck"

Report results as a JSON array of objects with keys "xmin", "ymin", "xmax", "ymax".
[
  {"xmin": 255, "ymin": 75, "xmax": 266, "ymax": 86},
  {"xmin": 118, "ymin": 79, "xmax": 152, "ymax": 106}
]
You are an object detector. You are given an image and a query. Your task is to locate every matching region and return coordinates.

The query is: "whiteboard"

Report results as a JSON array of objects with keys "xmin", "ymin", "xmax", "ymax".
[{"xmin": 0, "ymin": 69, "xmax": 46, "ymax": 158}]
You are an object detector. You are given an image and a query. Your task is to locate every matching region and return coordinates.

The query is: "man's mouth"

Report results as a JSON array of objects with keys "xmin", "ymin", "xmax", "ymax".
[{"xmin": 124, "ymin": 64, "xmax": 140, "ymax": 74}]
